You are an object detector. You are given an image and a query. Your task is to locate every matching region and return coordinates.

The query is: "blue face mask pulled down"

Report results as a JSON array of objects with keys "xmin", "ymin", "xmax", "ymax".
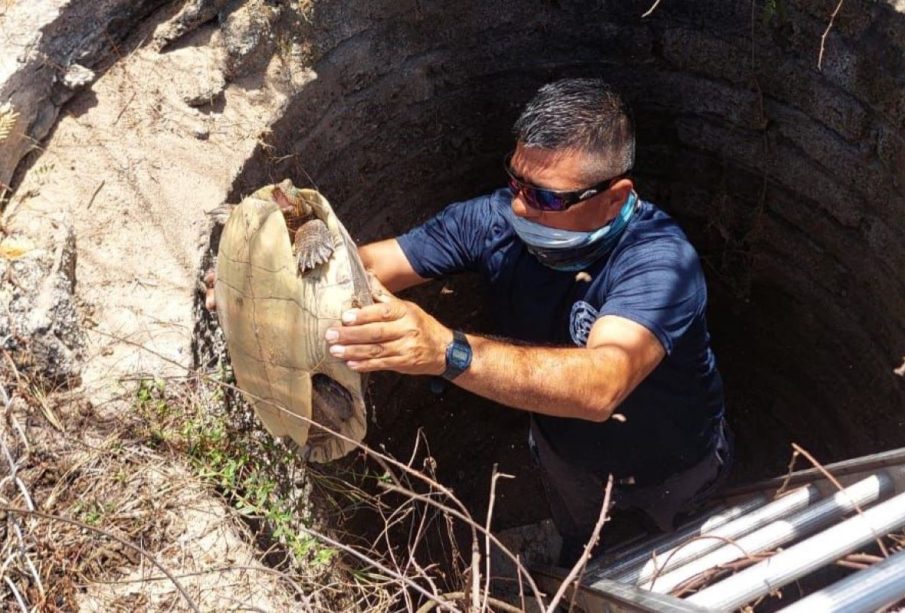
[{"xmin": 505, "ymin": 191, "xmax": 638, "ymax": 271}]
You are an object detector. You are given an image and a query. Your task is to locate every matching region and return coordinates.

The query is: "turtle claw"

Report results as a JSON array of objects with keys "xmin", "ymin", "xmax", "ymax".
[
  {"xmin": 294, "ymin": 219, "xmax": 334, "ymax": 273},
  {"xmin": 297, "ymin": 245, "xmax": 333, "ymax": 273},
  {"xmin": 207, "ymin": 204, "xmax": 235, "ymax": 224}
]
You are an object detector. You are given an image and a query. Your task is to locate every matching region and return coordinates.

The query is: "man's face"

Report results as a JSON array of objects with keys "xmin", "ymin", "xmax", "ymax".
[{"xmin": 508, "ymin": 142, "xmax": 633, "ymax": 232}]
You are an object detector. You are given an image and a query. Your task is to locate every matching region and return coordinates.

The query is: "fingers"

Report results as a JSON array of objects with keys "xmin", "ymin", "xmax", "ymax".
[
  {"xmin": 367, "ymin": 271, "xmax": 393, "ymax": 304},
  {"xmin": 203, "ymin": 268, "xmax": 218, "ymax": 312},
  {"xmin": 327, "ymin": 321, "xmax": 407, "ymax": 345},
  {"xmin": 328, "ymin": 339, "xmax": 395, "ymax": 361},
  {"xmin": 324, "ymin": 276, "xmax": 447, "ymax": 376},
  {"xmin": 327, "ymin": 338, "xmax": 427, "ymax": 372},
  {"xmin": 341, "ymin": 300, "xmax": 408, "ymax": 326},
  {"xmin": 345, "ymin": 357, "xmax": 408, "ymax": 373}
]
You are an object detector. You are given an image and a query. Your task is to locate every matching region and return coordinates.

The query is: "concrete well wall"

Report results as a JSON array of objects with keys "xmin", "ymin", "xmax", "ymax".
[{"xmin": 227, "ymin": 0, "xmax": 905, "ymax": 525}]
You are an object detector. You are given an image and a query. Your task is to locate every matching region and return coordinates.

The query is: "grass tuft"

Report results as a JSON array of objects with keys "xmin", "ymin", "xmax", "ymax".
[{"xmin": 135, "ymin": 375, "xmax": 338, "ymax": 569}]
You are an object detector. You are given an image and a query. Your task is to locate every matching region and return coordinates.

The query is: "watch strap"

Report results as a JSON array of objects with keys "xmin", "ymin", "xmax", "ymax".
[{"xmin": 442, "ymin": 330, "xmax": 472, "ymax": 381}]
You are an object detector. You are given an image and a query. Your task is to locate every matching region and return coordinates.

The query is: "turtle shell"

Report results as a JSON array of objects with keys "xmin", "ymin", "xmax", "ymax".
[{"xmin": 214, "ymin": 180, "xmax": 371, "ymax": 463}]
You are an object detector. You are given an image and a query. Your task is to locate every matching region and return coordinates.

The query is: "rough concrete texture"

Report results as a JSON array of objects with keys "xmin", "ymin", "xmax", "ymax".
[{"xmin": 224, "ymin": 0, "xmax": 905, "ymax": 526}]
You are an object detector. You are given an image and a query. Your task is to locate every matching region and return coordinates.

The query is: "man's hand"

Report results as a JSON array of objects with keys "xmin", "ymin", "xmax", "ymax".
[
  {"xmin": 325, "ymin": 276, "xmax": 453, "ymax": 375},
  {"xmin": 203, "ymin": 269, "xmax": 217, "ymax": 311}
]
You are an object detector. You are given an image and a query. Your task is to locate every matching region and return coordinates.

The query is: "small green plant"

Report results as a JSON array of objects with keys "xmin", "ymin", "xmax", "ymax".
[
  {"xmin": 761, "ymin": 0, "xmax": 790, "ymax": 25},
  {"xmin": 73, "ymin": 500, "xmax": 108, "ymax": 526},
  {"xmin": 134, "ymin": 377, "xmax": 338, "ymax": 569}
]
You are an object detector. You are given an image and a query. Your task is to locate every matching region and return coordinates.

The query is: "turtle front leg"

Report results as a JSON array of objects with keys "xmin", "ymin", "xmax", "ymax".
[{"xmin": 294, "ymin": 219, "xmax": 334, "ymax": 273}]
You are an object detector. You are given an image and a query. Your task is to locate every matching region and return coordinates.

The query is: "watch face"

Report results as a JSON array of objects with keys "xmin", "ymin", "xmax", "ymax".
[
  {"xmin": 450, "ymin": 345, "xmax": 470, "ymax": 365},
  {"xmin": 444, "ymin": 331, "xmax": 472, "ymax": 380}
]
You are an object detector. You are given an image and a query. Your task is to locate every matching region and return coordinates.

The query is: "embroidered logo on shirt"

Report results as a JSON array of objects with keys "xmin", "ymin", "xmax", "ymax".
[{"xmin": 570, "ymin": 300, "xmax": 599, "ymax": 346}]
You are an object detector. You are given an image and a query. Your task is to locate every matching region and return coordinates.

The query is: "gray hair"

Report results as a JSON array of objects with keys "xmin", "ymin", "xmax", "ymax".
[{"xmin": 513, "ymin": 78, "xmax": 635, "ymax": 180}]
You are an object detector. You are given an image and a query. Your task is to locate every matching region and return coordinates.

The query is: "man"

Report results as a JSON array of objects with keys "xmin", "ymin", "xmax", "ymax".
[
  {"xmin": 207, "ymin": 78, "xmax": 731, "ymax": 564},
  {"xmin": 325, "ymin": 78, "xmax": 732, "ymax": 565}
]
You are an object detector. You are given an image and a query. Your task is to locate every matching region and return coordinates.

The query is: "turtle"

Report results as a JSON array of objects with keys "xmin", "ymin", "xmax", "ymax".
[{"xmin": 214, "ymin": 179, "xmax": 371, "ymax": 463}]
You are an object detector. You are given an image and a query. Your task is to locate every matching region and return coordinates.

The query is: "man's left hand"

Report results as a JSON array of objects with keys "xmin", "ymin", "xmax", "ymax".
[{"xmin": 324, "ymin": 275, "xmax": 453, "ymax": 375}]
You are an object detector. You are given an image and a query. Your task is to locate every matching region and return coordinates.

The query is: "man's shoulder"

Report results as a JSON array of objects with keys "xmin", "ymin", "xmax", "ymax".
[
  {"xmin": 395, "ymin": 187, "xmax": 515, "ymax": 278},
  {"xmin": 597, "ymin": 199, "xmax": 706, "ymax": 299},
  {"xmin": 445, "ymin": 187, "xmax": 515, "ymax": 243},
  {"xmin": 452, "ymin": 187, "xmax": 510, "ymax": 214},
  {"xmin": 614, "ymin": 199, "xmax": 698, "ymax": 261},
  {"xmin": 631, "ymin": 199, "xmax": 690, "ymax": 239}
]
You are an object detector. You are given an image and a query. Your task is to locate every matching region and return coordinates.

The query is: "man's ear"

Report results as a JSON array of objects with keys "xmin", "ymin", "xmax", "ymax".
[{"xmin": 608, "ymin": 178, "xmax": 634, "ymax": 208}]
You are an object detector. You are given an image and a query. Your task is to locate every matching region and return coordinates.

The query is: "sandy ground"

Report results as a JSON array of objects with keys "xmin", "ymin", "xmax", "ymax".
[{"xmin": 3, "ymin": 17, "xmax": 302, "ymax": 405}]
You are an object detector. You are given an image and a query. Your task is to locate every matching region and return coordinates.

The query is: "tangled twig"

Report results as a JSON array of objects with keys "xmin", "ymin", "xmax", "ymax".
[
  {"xmin": 648, "ymin": 443, "xmax": 892, "ymax": 597},
  {"xmin": 791, "ymin": 442, "xmax": 888, "ymax": 557},
  {"xmin": 646, "ymin": 530, "xmax": 763, "ymax": 591},
  {"xmin": 0, "ymin": 380, "xmax": 45, "ymax": 606},
  {"xmin": 101, "ymin": 328, "xmax": 551, "ymax": 608},
  {"xmin": 414, "ymin": 590, "xmax": 524, "ymax": 613},
  {"xmin": 296, "ymin": 522, "xmax": 457, "ymax": 612},
  {"xmin": 0, "ymin": 505, "xmax": 200, "ymax": 613},
  {"xmin": 546, "ymin": 474, "xmax": 614, "ymax": 613},
  {"xmin": 817, "ymin": 0, "xmax": 845, "ymax": 70}
]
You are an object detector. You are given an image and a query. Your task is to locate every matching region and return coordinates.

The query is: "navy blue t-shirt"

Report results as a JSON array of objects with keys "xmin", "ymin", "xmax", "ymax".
[{"xmin": 396, "ymin": 188, "xmax": 725, "ymax": 485}]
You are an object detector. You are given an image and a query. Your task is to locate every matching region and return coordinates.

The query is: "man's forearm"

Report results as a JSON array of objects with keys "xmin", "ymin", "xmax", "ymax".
[
  {"xmin": 455, "ymin": 335, "xmax": 628, "ymax": 422},
  {"xmin": 326, "ymin": 277, "xmax": 662, "ymax": 422},
  {"xmin": 358, "ymin": 239, "xmax": 427, "ymax": 293}
]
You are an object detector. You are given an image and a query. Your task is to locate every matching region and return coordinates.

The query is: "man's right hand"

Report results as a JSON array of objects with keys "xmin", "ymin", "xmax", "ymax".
[{"xmin": 203, "ymin": 269, "xmax": 217, "ymax": 311}]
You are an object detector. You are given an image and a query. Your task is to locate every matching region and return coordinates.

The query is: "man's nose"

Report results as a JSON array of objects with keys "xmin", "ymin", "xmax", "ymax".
[{"xmin": 511, "ymin": 192, "xmax": 542, "ymax": 219}]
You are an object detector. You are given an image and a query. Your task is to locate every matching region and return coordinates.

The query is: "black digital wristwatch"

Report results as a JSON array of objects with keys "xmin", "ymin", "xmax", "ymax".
[{"xmin": 441, "ymin": 330, "xmax": 472, "ymax": 381}]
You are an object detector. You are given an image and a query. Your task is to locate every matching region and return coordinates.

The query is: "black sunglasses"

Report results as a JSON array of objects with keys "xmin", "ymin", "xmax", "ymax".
[{"xmin": 504, "ymin": 152, "xmax": 627, "ymax": 212}]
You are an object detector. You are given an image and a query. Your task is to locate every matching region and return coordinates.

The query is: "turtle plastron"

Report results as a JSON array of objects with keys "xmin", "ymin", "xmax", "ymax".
[{"xmin": 215, "ymin": 181, "xmax": 370, "ymax": 463}]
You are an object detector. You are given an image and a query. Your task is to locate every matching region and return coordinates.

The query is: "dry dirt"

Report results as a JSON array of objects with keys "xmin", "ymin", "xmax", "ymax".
[
  {"xmin": 1, "ymin": 384, "xmax": 305, "ymax": 611},
  {"xmin": 3, "ymin": 17, "xmax": 300, "ymax": 404},
  {"xmin": 5, "ymin": 0, "xmax": 905, "ymax": 609}
]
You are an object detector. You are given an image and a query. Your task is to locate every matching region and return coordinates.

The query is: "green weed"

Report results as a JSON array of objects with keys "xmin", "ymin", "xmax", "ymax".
[{"xmin": 134, "ymin": 377, "xmax": 336, "ymax": 569}]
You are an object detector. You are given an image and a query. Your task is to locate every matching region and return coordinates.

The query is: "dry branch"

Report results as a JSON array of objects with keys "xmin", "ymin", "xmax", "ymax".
[
  {"xmin": 0, "ymin": 505, "xmax": 200, "ymax": 612},
  {"xmin": 641, "ymin": 0, "xmax": 663, "ymax": 19},
  {"xmin": 295, "ymin": 522, "xmax": 458, "ymax": 612},
  {"xmin": 791, "ymin": 442, "xmax": 889, "ymax": 557},
  {"xmin": 414, "ymin": 590, "xmax": 524, "ymax": 613},
  {"xmin": 482, "ymin": 465, "xmax": 514, "ymax": 611},
  {"xmin": 818, "ymin": 0, "xmax": 845, "ymax": 70},
  {"xmin": 546, "ymin": 474, "xmax": 614, "ymax": 613},
  {"xmin": 100, "ymin": 328, "xmax": 552, "ymax": 609}
]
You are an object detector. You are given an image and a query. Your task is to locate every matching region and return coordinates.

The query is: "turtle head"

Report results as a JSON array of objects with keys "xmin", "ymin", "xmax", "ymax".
[{"xmin": 272, "ymin": 179, "xmax": 314, "ymax": 218}]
